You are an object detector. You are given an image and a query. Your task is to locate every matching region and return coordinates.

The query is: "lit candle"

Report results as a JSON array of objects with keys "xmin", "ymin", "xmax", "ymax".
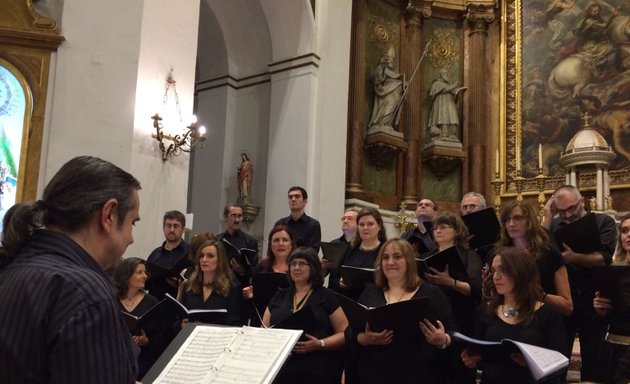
[
  {"xmin": 495, "ymin": 149, "xmax": 500, "ymax": 175},
  {"xmin": 538, "ymin": 143, "xmax": 543, "ymax": 170}
]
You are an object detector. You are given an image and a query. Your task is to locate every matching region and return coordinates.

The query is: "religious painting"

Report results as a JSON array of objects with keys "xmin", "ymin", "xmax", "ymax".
[{"xmin": 503, "ymin": 0, "xmax": 630, "ymax": 192}]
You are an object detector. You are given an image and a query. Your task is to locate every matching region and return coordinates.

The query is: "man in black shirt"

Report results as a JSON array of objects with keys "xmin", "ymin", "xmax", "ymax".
[
  {"xmin": 402, "ymin": 198, "xmax": 437, "ymax": 257},
  {"xmin": 217, "ymin": 203, "xmax": 258, "ymax": 285},
  {"xmin": 543, "ymin": 185, "xmax": 617, "ymax": 382},
  {"xmin": 145, "ymin": 210, "xmax": 190, "ymax": 299},
  {"xmin": 332, "ymin": 209, "xmax": 358, "ymax": 245},
  {"xmin": 0, "ymin": 156, "xmax": 140, "ymax": 383},
  {"xmin": 275, "ymin": 186, "xmax": 321, "ymax": 252}
]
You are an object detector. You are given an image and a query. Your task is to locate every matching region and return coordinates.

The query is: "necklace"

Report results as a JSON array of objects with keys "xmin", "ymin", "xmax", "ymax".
[
  {"xmin": 385, "ymin": 289, "xmax": 406, "ymax": 304},
  {"xmin": 359, "ymin": 242, "xmax": 380, "ymax": 251},
  {"xmin": 292, "ymin": 288, "xmax": 313, "ymax": 313},
  {"xmin": 501, "ymin": 305, "xmax": 519, "ymax": 318}
]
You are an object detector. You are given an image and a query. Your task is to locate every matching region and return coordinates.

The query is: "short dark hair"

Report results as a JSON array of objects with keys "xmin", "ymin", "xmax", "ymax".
[
  {"xmin": 288, "ymin": 186, "xmax": 307, "ymax": 200},
  {"xmin": 1, "ymin": 156, "xmax": 141, "ymax": 266},
  {"xmin": 113, "ymin": 257, "xmax": 146, "ymax": 298},
  {"xmin": 163, "ymin": 210, "xmax": 185, "ymax": 227},
  {"xmin": 223, "ymin": 204, "xmax": 243, "ymax": 218},
  {"xmin": 287, "ymin": 247, "xmax": 323, "ymax": 288}
]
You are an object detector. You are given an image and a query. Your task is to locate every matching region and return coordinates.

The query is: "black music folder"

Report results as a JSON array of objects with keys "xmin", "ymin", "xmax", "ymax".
[
  {"xmin": 594, "ymin": 265, "xmax": 630, "ymax": 308},
  {"xmin": 321, "ymin": 241, "xmax": 349, "ymax": 270},
  {"xmin": 164, "ymin": 293, "xmax": 228, "ymax": 324},
  {"xmin": 337, "ymin": 294, "xmax": 436, "ymax": 341},
  {"xmin": 121, "ymin": 298, "xmax": 172, "ymax": 335},
  {"xmin": 221, "ymin": 238, "xmax": 257, "ymax": 268},
  {"xmin": 417, "ymin": 246, "xmax": 467, "ymax": 280},
  {"xmin": 271, "ymin": 306, "xmax": 323, "ymax": 339},
  {"xmin": 251, "ymin": 272, "xmax": 290, "ymax": 315},
  {"xmin": 554, "ymin": 212, "xmax": 601, "ymax": 254},
  {"xmin": 340, "ymin": 265, "xmax": 375, "ymax": 288},
  {"xmin": 453, "ymin": 332, "xmax": 569, "ymax": 382},
  {"xmin": 462, "ymin": 207, "xmax": 501, "ymax": 250}
]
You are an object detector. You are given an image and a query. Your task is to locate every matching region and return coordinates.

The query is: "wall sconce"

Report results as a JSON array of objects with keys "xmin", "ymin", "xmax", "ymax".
[
  {"xmin": 151, "ymin": 70, "xmax": 206, "ymax": 162},
  {"xmin": 151, "ymin": 113, "xmax": 206, "ymax": 162}
]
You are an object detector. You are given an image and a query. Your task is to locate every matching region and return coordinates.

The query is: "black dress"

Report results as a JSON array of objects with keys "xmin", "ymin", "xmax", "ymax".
[
  {"xmin": 474, "ymin": 305, "xmax": 567, "ymax": 384},
  {"xmin": 329, "ymin": 244, "xmax": 382, "ymax": 301},
  {"xmin": 267, "ymin": 286, "xmax": 344, "ymax": 384},
  {"xmin": 179, "ymin": 281, "xmax": 243, "ymax": 326},
  {"xmin": 120, "ymin": 293, "xmax": 163, "ymax": 379},
  {"xmin": 346, "ymin": 282, "xmax": 456, "ymax": 384}
]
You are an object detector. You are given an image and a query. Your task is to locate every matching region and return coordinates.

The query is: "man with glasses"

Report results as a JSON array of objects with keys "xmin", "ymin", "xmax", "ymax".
[
  {"xmin": 460, "ymin": 191, "xmax": 487, "ymax": 216},
  {"xmin": 145, "ymin": 210, "xmax": 191, "ymax": 300},
  {"xmin": 543, "ymin": 185, "xmax": 616, "ymax": 383},
  {"xmin": 402, "ymin": 198, "xmax": 438, "ymax": 257},
  {"xmin": 217, "ymin": 203, "xmax": 259, "ymax": 284},
  {"xmin": 275, "ymin": 186, "xmax": 321, "ymax": 252},
  {"xmin": 333, "ymin": 209, "xmax": 358, "ymax": 245}
]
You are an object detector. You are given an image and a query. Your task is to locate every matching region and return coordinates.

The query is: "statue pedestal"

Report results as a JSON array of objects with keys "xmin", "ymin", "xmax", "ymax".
[
  {"xmin": 364, "ymin": 130, "xmax": 408, "ymax": 169},
  {"xmin": 237, "ymin": 198, "xmax": 261, "ymax": 227},
  {"xmin": 422, "ymin": 143, "xmax": 467, "ymax": 180}
]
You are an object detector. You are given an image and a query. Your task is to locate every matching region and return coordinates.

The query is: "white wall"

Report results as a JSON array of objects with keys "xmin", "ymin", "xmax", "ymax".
[{"xmin": 42, "ymin": 0, "xmax": 200, "ymax": 258}]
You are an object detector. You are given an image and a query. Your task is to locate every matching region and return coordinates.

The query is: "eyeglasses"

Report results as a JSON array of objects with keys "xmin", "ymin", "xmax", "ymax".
[
  {"xmin": 289, "ymin": 261, "xmax": 310, "ymax": 268},
  {"xmin": 341, "ymin": 215, "xmax": 356, "ymax": 222},
  {"xmin": 432, "ymin": 224, "xmax": 454, "ymax": 232},
  {"xmin": 503, "ymin": 215, "xmax": 526, "ymax": 224},
  {"xmin": 556, "ymin": 202, "xmax": 580, "ymax": 216},
  {"xmin": 461, "ymin": 204, "xmax": 478, "ymax": 211}
]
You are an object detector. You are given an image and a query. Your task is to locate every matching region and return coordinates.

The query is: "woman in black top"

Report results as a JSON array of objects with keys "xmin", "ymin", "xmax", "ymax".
[
  {"xmin": 594, "ymin": 213, "xmax": 630, "ymax": 384},
  {"xmin": 461, "ymin": 247, "xmax": 567, "ymax": 384},
  {"xmin": 346, "ymin": 238, "xmax": 456, "ymax": 384},
  {"xmin": 263, "ymin": 247, "xmax": 348, "ymax": 384},
  {"xmin": 330, "ymin": 207, "xmax": 387, "ymax": 301},
  {"xmin": 177, "ymin": 238, "xmax": 242, "ymax": 326},
  {"xmin": 114, "ymin": 257, "xmax": 163, "ymax": 379},
  {"xmin": 494, "ymin": 200, "xmax": 573, "ymax": 316}
]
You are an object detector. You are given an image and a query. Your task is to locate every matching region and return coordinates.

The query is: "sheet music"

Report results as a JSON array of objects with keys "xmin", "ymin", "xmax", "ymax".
[
  {"xmin": 152, "ymin": 326, "xmax": 240, "ymax": 384},
  {"xmin": 151, "ymin": 325, "xmax": 301, "ymax": 384},
  {"xmin": 512, "ymin": 341, "xmax": 569, "ymax": 381}
]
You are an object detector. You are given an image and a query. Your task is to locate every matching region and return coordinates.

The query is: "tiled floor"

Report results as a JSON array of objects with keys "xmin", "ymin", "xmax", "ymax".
[{"xmin": 567, "ymin": 337, "xmax": 581, "ymax": 383}]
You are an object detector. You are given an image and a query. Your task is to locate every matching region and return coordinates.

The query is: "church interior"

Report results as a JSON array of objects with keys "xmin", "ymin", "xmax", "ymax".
[{"xmin": 2, "ymin": 0, "xmax": 630, "ymax": 261}]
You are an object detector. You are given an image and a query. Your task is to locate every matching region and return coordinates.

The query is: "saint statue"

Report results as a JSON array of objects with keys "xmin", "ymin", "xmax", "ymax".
[
  {"xmin": 368, "ymin": 47, "xmax": 403, "ymax": 132},
  {"xmin": 428, "ymin": 69, "xmax": 467, "ymax": 142},
  {"xmin": 237, "ymin": 152, "xmax": 253, "ymax": 199}
]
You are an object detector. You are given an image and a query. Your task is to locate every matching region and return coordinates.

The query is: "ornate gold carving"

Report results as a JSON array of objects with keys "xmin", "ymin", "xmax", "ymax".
[{"xmin": 428, "ymin": 30, "xmax": 457, "ymax": 69}]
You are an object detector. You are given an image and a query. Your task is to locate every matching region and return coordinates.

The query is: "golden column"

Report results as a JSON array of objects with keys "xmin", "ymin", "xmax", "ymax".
[
  {"xmin": 464, "ymin": 2, "xmax": 496, "ymax": 193},
  {"xmin": 401, "ymin": 0, "xmax": 431, "ymax": 206},
  {"xmin": 346, "ymin": 0, "xmax": 368, "ymax": 197}
]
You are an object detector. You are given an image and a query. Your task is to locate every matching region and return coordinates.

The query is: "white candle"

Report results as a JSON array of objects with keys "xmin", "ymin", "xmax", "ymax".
[
  {"xmin": 516, "ymin": 147, "xmax": 521, "ymax": 172},
  {"xmin": 495, "ymin": 149, "xmax": 500, "ymax": 175},
  {"xmin": 538, "ymin": 144, "xmax": 543, "ymax": 170}
]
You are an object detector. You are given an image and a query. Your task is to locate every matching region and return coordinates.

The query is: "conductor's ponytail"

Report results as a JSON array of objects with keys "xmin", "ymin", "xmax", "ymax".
[{"xmin": 0, "ymin": 202, "xmax": 43, "ymax": 268}]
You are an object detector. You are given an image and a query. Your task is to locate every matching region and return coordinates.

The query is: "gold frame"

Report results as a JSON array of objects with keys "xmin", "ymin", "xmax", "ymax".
[{"xmin": 501, "ymin": 0, "xmax": 630, "ymax": 195}]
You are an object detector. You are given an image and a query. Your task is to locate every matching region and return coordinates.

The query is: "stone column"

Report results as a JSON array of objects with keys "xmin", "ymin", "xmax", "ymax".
[
  {"xmin": 346, "ymin": 0, "xmax": 368, "ymax": 197},
  {"xmin": 465, "ymin": 2, "xmax": 495, "ymax": 193},
  {"xmin": 401, "ymin": 0, "xmax": 431, "ymax": 206},
  {"xmin": 596, "ymin": 165, "xmax": 604, "ymax": 210}
]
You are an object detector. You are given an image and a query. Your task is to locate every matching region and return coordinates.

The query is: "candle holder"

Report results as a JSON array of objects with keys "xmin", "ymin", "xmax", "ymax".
[
  {"xmin": 394, "ymin": 201, "xmax": 415, "ymax": 233},
  {"xmin": 490, "ymin": 171, "xmax": 504, "ymax": 218},
  {"xmin": 534, "ymin": 168, "xmax": 547, "ymax": 224},
  {"xmin": 513, "ymin": 169, "xmax": 525, "ymax": 201}
]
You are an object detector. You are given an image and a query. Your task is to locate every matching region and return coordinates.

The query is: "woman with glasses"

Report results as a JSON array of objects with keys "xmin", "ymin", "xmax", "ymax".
[
  {"xmin": 594, "ymin": 213, "xmax": 630, "ymax": 383},
  {"xmin": 263, "ymin": 247, "xmax": 348, "ymax": 384},
  {"xmin": 423, "ymin": 211, "xmax": 482, "ymax": 383},
  {"xmin": 494, "ymin": 201, "xmax": 573, "ymax": 316},
  {"xmin": 461, "ymin": 247, "xmax": 567, "ymax": 384},
  {"xmin": 345, "ymin": 238, "xmax": 456, "ymax": 384},
  {"xmin": 330, "ymin": 207, "xmax": 387, "ymax": 301}
]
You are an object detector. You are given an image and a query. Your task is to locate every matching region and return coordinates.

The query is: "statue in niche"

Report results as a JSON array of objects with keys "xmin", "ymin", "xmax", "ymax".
[
  {"xmin": 368, "ymin": 47, "xmax": 403, "ymax": 134},
  {"xmin": 237, "ymin": 152, "xmax": 253, "ymax": 200},
  {"xmin": 428, "ymin": 68, "xmax": 467, "ymax": 142}
]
